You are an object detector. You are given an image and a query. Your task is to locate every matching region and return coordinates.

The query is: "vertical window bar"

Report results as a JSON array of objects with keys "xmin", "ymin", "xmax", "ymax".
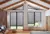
[
  {"xmin": 10, "ymin": 12, "xmax": 11, "ymax": 26},
  {"xmin": 34, "ymin": 12, "xmax": 35, "ymax": 25},
  {"xmin": 16, "ymin": 12, "xmax": 17, "ymax": 29},
  {"xmin": 40, "ymin": 12, "xmax": 41, "ymax": 22}
]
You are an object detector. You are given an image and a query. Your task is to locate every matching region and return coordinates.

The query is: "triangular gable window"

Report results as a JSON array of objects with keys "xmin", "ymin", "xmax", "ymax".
[
  {"xmin": 16, "ymin": 5, "xmax": 24, "ymax": 10},
  {"xmin": 28, "ymin": 5, "xmax": 42, "ymax": 10}
]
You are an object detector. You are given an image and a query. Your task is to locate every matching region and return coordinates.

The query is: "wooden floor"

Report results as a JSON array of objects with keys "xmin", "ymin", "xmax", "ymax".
[
  {"xmin": 4, "ymin": 29, "xmax": 30, "ymax": 34},
  {"xmin": 0, "ymin": 28, "xmax": 48, "ymax": 34}
]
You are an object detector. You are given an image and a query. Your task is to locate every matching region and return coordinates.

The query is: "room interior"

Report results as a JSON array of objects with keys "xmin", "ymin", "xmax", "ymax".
[{"xmin": 0, "ymin": 0, "xmax": 50, "ymax": 34}]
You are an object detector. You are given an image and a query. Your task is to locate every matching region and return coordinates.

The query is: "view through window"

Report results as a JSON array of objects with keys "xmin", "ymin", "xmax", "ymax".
[{"xmin": 7, "ymin": 4, "xmax": 45, "ymax": 29}]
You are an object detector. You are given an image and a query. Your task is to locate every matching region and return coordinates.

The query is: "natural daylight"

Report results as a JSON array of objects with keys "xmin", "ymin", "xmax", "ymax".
[{"xmin": 0, "ymin": 0, "xmax": 50, "ymax": 34}]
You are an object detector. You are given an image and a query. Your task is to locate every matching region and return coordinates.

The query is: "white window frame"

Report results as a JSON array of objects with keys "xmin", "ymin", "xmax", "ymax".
[
  {"xmin": 28, "ymin": 9, "xmax": 46, "ymax": 27},
  {"xmin": 7, "ymin": 3, "xmax": 46, "ymax": 30}
]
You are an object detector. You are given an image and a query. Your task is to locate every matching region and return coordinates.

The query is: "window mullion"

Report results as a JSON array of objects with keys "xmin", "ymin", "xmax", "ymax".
[
  {"xmin": 24, "ymin": 2, "xmax": 28, "ymax": 30},
  {"xmin": 34, "ymin": 12, "xmax": 35, "ymax": 25},
  {"xmin": 16, "ymin": 12, "xmax": 17, "ymax": 29},
  {"xmin": 10, "ymin": 12, "xmax": 11, "ymax": 27}
]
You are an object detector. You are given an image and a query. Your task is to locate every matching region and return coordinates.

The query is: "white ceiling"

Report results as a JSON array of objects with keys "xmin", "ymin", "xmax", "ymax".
[
  {"xmin": 0, "ymin": 0, "xmax": 50, "ymax": 10},
  {"xmin": 4, "ymin": 1, "xmax": 24, "ymax": 10},
  {"xmin": 31, "ymin": 0, "xmax": 50, "ymax": 8},
  {"xmin": 0, "ymin": 0, "xmax": 21, "ymax": 8},
  {"xmin": 27, "ymin": 1, "xmax": 47, "ymax": 10}
]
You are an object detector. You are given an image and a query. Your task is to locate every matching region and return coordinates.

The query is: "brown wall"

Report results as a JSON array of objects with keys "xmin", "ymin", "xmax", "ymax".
[
  {"xmin": 0, "ymin": 10, "xmax": 7, "ymax": 27},
  {"xmin": 46, "ymin": 16, "xmax": 50, "ymax": 31},
  {"xmin": 47, "ymin": 16, "xmax": 50, "ymax": 31}
]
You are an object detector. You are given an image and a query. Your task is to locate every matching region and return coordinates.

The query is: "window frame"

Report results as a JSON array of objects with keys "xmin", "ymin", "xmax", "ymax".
[
  {"xmin": 7, "ymin": 10, "xmax": 46, "ymax": 29},
  {"xmin": 7, "ymin": 3, "xmax": 46, "ymax": 30},
  {"xmin": 27, "ymin": 10, "xmax": 45, "ymax": 27},
  {"xmin": 7, "ymin": 10, "xmax": 24, "ymax": 29}
]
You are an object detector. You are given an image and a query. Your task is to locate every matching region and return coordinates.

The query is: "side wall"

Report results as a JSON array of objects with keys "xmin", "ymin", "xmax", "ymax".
[
  {"xmin": 0, "ymin": 11, "xmax": 7, "ymax": 27},
  {"xmin": 46, "ymin": 16, "xmax": 50, "ymax": 31}
]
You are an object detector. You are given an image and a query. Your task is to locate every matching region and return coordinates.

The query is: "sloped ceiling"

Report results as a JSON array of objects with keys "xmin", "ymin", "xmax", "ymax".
[
  {"xmin": 27, "ymin": 1, "xmax": 47, "ymax": 10},
  {"xmin": 0, "ymin": 0, "xmax": 50, "ymax": 10},
  {"xmin": 4, "ymin": 2, "xmax": 24, "ymax": 10},
  {"xmin": 0, "ymin": 0, "xmax": 24, "ymax": 8},
  {"xmin": 27, "ymin": 0, "xmax": 50, "ymax": 9},
  {"xmin": 0, "ymin": 0, "xmax": 10, "ymax": 5},
  {"xmin": 41, "ymin": 0, "xmax": 50, "ymax": 4}
]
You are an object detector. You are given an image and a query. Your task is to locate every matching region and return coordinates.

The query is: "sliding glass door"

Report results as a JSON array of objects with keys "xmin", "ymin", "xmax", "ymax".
[
  {"xmin": 28, "ymin": 12, "xmax": 42, "ymax": 27},
  {"xmin": 10, "ymin": 12, "xmax": 24, "ymax": 29},
  {"xmin": 28, "ymin": 12, "xmax": 34, "ymax": 27},
  {"xmin": 7, "ymin": 10, "xmax": 45, "ymax": 30},
  {"xmin": 10, "ymin": 12, "xmax": 16, "ymax": 29},
  {"xmin": 16, "ymin": 12, "xmax": 24, "ymax": 29},
  {"xmin": 7, "ymin": 3, "xmax": 46, "ymax": 30}
]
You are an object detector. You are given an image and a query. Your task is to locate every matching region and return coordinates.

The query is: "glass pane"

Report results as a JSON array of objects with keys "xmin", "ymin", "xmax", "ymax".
[
  {"xmin": 28, "ymin": 5, "xmax": 33, "ymax": 9},
  {"xmin": 17, "ymin": 26, "xmax": 23, "ymax": 29},
  {"xmin": 10, "ymin": 12, "xmax": 16, "ymax": 29},
  {"xmin": 16, "ymin": 6, "xmax": 24, "ymax": 10},
  {"xmin": 28, "ymin": 12, "xmax": 34, "ymax": 27},
  {"xmin": 28, "ymin": 12, "xmax": 41, "ymax": 27},
  {"xmin": 35, "ymin": 12, "xmax": 41, "ymax": 27},
  {"xmin": 16, "ymin": 12, "xmax": 24, "ymax": 29},
  {"xmin": 10, "ymin": 26, "xmax": 16, "ymax": 29}
]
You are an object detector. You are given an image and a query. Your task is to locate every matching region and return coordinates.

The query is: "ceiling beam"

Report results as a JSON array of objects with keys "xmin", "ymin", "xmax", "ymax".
[
  {"xmin": 27, "ymin": 0, "xmax": 49, "ymax": 9},
  {"xmin": 4, "ymin": 1, "xmax": 24, "ymax": 10},
  {"xmin": 2, "ymin": 0, "xmax": 24, "ymax": 9},
  {"xmin": 41, "ymin": 0, "xmax": 50, "ymax": 4},
  {"xmin": 0, "ymin": 0, "xmax": 10, "ymax": 5},
  {"xmin": 0, "ymin": 0, "xmax": 24, "ymax": 8},
  {"xmin": 27, "ymin": 1, "xmax": 47, "ymax": 10},
  {"xmin": 11, "ymin": 4, "xmax": 23, "ymax": 10}
]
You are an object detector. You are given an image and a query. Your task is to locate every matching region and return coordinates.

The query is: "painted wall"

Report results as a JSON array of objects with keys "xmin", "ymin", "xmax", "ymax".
[{"xmin": 0, "ymin": 10, "xmax": 7, "ymax": 27}]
